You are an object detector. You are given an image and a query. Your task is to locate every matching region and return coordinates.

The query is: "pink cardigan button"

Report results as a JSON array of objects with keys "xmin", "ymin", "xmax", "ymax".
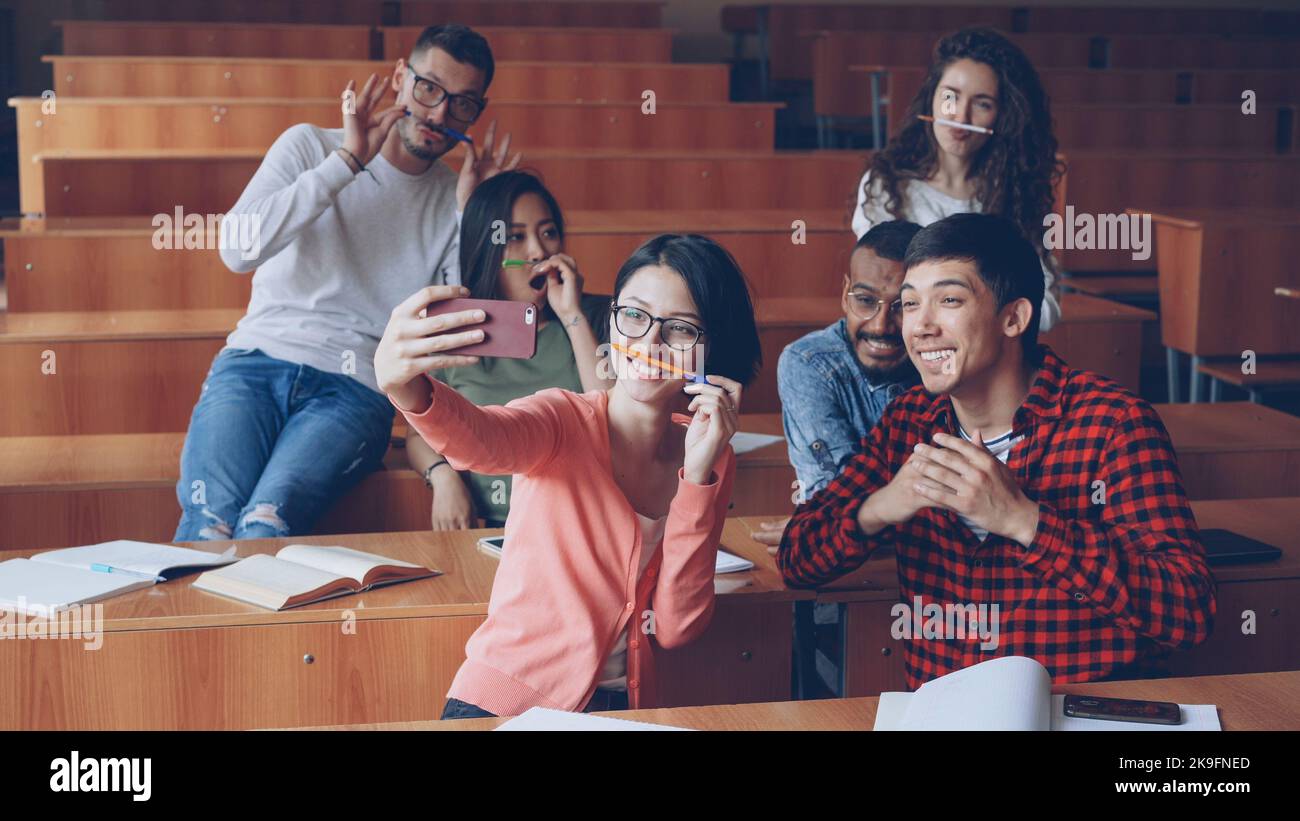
[{"xmin": 628, "ymin": 680, "xmax": 639, "ymax": 689}]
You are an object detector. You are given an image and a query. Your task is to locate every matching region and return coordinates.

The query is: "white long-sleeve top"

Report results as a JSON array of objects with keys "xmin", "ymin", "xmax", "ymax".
[
  {"xmin": 852, "ymin": 169, "xmax": 1061, "ymax": 332},
  {"xmin": 221, "ymin": 123, "xmax": 461, "ymax": 392}
]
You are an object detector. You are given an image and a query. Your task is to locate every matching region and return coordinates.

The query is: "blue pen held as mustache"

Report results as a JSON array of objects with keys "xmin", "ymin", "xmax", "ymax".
[{"xmin": 404, "ymin": 108, "xmax": 473, "ymax": 145}]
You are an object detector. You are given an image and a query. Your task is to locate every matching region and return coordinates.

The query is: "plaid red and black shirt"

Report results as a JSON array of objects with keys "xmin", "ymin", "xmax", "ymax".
[{"xmin": 778, "ymin": 345, "xmax": 1216, "ymax": 688}]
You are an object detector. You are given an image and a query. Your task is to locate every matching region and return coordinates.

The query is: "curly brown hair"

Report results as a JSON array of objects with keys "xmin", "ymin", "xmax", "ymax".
[{"xmin": 862, "ymin": 27, "xmax": 1064, "ymax": 263}]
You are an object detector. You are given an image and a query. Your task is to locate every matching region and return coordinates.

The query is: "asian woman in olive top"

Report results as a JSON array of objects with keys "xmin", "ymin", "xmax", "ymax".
[{"xmin": 405, "ymin": 171, "xmax": 613, "ymax": 528}]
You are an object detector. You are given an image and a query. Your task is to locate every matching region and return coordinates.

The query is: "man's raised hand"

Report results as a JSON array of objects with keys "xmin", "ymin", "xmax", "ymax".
[{"xmin": 341, "ymin": 74, "xmax": 406, "ymax": 168}]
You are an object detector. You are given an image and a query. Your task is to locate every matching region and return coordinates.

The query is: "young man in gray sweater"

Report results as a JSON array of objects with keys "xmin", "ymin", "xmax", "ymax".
[{"xmin": 175, "ymin": 24, "xmax": 520, "ymax": 540}]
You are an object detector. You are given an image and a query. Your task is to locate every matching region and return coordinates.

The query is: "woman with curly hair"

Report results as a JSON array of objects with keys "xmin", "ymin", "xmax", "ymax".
[{"xmin": 851, "ymin": 27, "xmax": 1064, "ymax": 331}]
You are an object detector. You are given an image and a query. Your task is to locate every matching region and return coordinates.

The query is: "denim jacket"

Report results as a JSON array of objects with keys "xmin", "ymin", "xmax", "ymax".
[{"xmin": 777, "ymin": 319, "xmax": 917, "ymax": 499}]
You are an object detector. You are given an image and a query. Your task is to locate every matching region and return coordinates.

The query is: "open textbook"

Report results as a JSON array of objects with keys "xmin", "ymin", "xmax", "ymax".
[
  {"xmin": 0, "ymin": 540, "xmax": 238, "ymax": 614},
  {"xmin": 193, "ymin": 545, "xmax": 439, "ymax": 610},
  {"xmin": 873, "ymin": 656, "xmax": 1221, "ymax": 731}
]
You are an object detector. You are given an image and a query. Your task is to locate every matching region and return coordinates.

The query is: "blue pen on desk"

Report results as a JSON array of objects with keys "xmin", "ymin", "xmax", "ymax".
[{"xmin": 91, "ymin": 563, "xmax": 162, "ymax": 583}]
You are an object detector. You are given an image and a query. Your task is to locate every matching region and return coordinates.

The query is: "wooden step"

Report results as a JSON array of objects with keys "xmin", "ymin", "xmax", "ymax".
[
  {"xmin": 45, "ymin": 56, "xmax": 730, "ymax": 102},
  {"xmin": 0, "ymin": 211, "xmax": 853, "ymax": 311},
  {"xmin": 380, "ymin": 25, "xmax": 673, "ymax": 62},
  {"xmin": 22, "ymin": 148, "xmax": 869, "ymax": 217},
  {"xmin": 0, "ymin": 415, "xmax": 793, "ymax": 552},
  {"xmin": 12, "ymin": 97, "xmax": 782, "ymax": 160},
  {"xmin": 57, "ymin": 20, "xmax": 373, "ymax": 59},
  {"xmin": 1061, "ymin": 275, "xmax": 1158, "ymax": 299},
  {"xmin": 69, "ymin": 0, "xmax": 666, "ymax": 26},
  {"xmin": 55, "ymin": 21, "xmax": 675, "ymax": 61}
]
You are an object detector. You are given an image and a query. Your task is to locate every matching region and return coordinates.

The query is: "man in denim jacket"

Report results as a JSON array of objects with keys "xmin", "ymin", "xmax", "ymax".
[{"xmin": 753, "ymin": 221, "xmax": 921, "ymax": 549}]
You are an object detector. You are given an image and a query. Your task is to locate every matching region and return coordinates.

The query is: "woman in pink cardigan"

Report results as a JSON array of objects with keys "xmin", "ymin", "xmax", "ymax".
[{"xmin": 375, "ymin": 234, "xmax": 762, "ymax": 719}]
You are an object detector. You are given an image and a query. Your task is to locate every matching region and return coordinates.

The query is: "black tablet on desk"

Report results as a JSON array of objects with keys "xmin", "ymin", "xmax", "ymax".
[{"xmin": 1201, "ymin": 529, "xmax": 1283, "ymax": 565}]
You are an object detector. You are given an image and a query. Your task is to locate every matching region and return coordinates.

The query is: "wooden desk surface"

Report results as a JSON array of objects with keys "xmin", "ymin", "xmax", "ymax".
[
  {"xmin": 1156, "ymin": 402, "xmax": 1300, "ymax": 453},
  {"xmin": 4, "ymin": 520, "xmax": 810, "ymax": 632},
  {"xmin": 776, "ymin": 496, "xmax": 1300, "ymax": 604},
  {"xmin": 298, "ymin": 669, "xmax": 1300, "ymax": 731}
]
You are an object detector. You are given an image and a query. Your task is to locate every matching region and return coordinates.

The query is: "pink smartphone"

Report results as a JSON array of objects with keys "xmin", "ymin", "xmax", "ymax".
[{"xmin": 424, "ymin": 298, "xmax": 538, "ymax": 359}]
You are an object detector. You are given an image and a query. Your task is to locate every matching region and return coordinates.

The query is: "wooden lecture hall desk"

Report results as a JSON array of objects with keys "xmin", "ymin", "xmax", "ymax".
[
  {"xmin": 1132, "ymin": 207, "xmax": 1300, "ymax": 403},
  {"xmin": 0, "ymin": 521, "xmax": 811, "ymax": 730},
  {"xmin": 759, "ymin": 496, "xmax": 1300, "ymax": 698},
  {"xmin": 301, "ymin": 670, "xmax": 1300, "ymax": 731}
]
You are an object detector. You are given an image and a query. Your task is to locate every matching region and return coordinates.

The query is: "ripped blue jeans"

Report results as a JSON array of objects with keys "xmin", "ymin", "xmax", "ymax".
[{"xmin": 174, "ymin": 347, "xmax": 395, "ymax": 541}]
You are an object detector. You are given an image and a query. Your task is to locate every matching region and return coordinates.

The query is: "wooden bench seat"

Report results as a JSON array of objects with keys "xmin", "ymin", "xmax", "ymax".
[
  {"xmin": 1060, "ymin": 275, "xmax": 1158, "ymax": 300},
  {"xmin": 73, "ymin": 0, "xmax": 666, "ymax": 27},
  {"xmin": 45, "ymin": 56, "xmax": 730, "ymax": 103},
  {"xmin": 21, "ymin": 148, "xmax": 869, "ymax": 217},
  {"xmin": 378, "ymin": 25, "xmax": 673, "ymax": 63},
  {"xmin": 12, "ymin": 97, "xmax": 782, "ymax": 160},
  {"xmin": 56, "ymin": 20, "xmax": 374, "ymax": 59},
  {"xmin": 54, "ymin": 21, "xmax": 675, "ymax": 62},
  {"xmin": 847, "ymin": 65, "xmax": 1300, "ymax": 151},
  {"xmin": 7, "ymin": 401, "xmax": 1298, "ymax": 552},
  {"xmin": 0, "ymin": 210, "xmax": 854, "ymax": 311},
  {"xmin": 0, "ymin": 414, "xmax": 794, "ymax": 552}
]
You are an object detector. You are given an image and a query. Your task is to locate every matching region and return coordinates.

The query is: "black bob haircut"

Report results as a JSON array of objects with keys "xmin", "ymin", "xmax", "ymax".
[
  {"xmin": 903, "ymin": 213, "xmax": 1043, "ymax": 363},
  {"xmin": 458, "ymin": 170, "xmax": 564, "ymax": 302},
  {"xmin": 410, "ymin": 24, "xmax": 495, "ymax": 92},
  {"xmin": 611, "ymin": 234, "xmax": 763, "ymax": 386},
  {"xmin": 854, "ymin": 219, "xmax": 923, "ymax": 262}
]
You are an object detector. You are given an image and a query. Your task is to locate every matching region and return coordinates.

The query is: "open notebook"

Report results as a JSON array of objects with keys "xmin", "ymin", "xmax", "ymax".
[
  {"xmin": 192, "ymin": 545, "xmax": 439, "ymax": 610},
  {"xmin": 495, "ymin": 707, "xmax": 690, "ymax": 731},
  {"xmin": 0, "ymin": 541, "xmax": 238, "ymax": 615},
  {"xmin": 873, "ymin": 656, "xmax": 1221, "ymax": 731},
  {"xmin": 476, "ymin": 536, "xmax": 755, "ymax": 574}
]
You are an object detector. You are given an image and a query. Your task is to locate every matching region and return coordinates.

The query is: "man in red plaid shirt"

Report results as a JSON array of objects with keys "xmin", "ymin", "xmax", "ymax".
[{"xmin": 778, "ymin": 213, "xmax": 1216, "ymax": 687}]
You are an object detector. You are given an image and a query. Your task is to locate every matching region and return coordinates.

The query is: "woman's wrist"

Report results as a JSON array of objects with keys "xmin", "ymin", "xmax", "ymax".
[
  {"xmin": 557, "ymin": 311, "xmax": 584, "ymax": 332},
  {"xmin": 422, "ymin": 459, "xmax": 455, "ymax": 489},
  {"xmin": 388, "ymin": 376, "xmax": 433, "ymax": 414}
]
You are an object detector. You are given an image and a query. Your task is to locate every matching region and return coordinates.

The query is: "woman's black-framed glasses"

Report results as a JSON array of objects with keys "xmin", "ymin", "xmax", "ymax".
[
  {"xmin": 407, "ymin": 67, "xmax": 485, "ymax": 122},
  {"xmin": 847, "ymin": 290, "xmax": 903, "ymax": 321},
  {"xmin": 610, "ymin": 303, "xmax": 706, "ymax": 350}
]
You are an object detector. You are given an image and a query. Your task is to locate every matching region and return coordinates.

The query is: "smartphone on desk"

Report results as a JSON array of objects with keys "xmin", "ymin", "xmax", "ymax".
[
  {"xmin": 1063, "ymin": 694, "xmax": 1182, "ymax": 726},
  {"xmin": 424, "ymin": 298, "xmax": 538, "ymax": 359}
]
